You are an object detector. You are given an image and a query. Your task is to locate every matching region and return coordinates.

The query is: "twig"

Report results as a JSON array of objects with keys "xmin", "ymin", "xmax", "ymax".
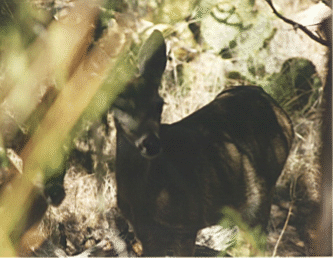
[
  {"xmin": 272, "ymin": 201, "xmax": 293, "ymax": 257},
  {"xmin": 265, "ymin": 0, "xmax": 330, "ymax": 47},
  {"xmin": 272, "ymin": 177, "xmax": 297, "ymax": 257}
]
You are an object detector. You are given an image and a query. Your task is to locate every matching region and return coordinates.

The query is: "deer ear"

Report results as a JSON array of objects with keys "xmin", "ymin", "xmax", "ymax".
[{"xmin": 138, "ymin": 30, "xmax": 167, "ymax": 83}]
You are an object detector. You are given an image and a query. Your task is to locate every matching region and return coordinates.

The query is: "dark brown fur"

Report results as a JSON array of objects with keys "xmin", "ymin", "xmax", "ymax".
[{"xmin": 113, "ymin": 30, "xmax": 294, "ymax": 256}]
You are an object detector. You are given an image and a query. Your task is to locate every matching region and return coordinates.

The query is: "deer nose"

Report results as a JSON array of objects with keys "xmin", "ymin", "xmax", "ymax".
[{"xmin": 136, "ymin": 133, "xmax": 162, "ymax": 158}]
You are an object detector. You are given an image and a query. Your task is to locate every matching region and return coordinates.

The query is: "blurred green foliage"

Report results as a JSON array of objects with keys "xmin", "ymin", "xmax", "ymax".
[
  {"xmin": 196, "ymin": 0, "xmax": 275, "ymax": 56},
  {"xmin": 0, "ymin": 0, "xmax": 52, "ymax": 49},
  {"xmin": 218, "ymin": 207, "xmax": 267, "ymax": 256},
  {"xmin": 264, "ymin": 57, "xmax": 322, "ymax": 113}
]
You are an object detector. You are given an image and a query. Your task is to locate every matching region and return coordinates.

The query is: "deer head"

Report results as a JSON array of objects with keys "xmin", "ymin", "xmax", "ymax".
[{"xmin": 113, "ymin": 30, "xmax": 167, "ymax": 158}]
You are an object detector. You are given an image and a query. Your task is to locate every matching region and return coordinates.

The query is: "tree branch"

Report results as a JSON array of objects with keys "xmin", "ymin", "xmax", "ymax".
[{"xmin": 265, "ymin": 0, "xmax": 330, "ymax": 47}]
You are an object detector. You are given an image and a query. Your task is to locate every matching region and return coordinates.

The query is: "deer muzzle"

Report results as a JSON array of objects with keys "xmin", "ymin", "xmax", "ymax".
[{"xmin": 135, "ymin": 133, "xmax": 162, "ymax": 158}]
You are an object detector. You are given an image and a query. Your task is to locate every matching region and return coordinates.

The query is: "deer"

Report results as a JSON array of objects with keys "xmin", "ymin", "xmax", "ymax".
[{"xmin": 112, "ymin": 30, "xmax": 294, "ymax": 256}]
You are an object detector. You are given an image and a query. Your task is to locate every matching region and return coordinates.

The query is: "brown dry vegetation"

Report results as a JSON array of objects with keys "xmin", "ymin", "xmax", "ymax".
[{"xmin": 1, "ymin": 0, "xmax": 331, "ymax": 256}]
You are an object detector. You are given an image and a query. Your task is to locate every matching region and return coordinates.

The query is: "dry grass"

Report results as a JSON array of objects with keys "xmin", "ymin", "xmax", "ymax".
[{"xmin": 161, "ymin": 51, "xmax": 226, "ymax": 124}]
